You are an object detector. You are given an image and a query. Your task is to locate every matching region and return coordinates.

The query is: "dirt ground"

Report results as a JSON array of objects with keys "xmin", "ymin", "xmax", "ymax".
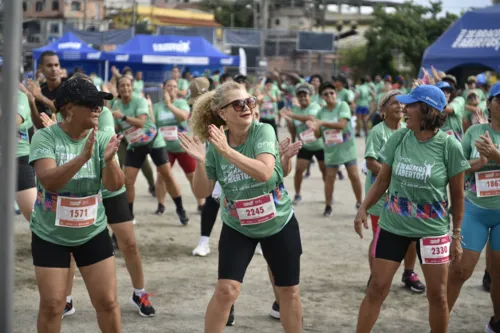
[{"xmin": 13, "ymin": 131, "xmax": 492, "ymax": 333}]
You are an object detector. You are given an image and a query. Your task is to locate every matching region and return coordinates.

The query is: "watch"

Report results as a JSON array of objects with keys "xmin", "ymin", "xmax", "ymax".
[{"xmin": 122, "ymin": 115, "xmax": 127, "ymax": 121}]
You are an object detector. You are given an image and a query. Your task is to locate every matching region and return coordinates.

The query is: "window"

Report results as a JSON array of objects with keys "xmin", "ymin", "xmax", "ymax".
[
  {"xmin": 50, "ymin": 23, "xmax": 59, "ymax": 34},
  {"xmin": 71, "ymin": 1, "xmax": 81, "ymax": 12},
  {"xmin": 22, "ymin": 2, "xmax": 27, "ymax": 12},
  {"xmin": 52, "ymin": 1, "xmax": 59, "ymax": 11},
  {"xmin": 275, "ymin": 18, "xmax": 280, "ymax": 26},
  {"xmin": 35, "ymin": 1, "xmax": 43, "ymax": 12}
]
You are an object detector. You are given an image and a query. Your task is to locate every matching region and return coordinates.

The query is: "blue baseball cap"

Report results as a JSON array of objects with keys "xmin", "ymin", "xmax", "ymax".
[
  {"xmin": 436, "ymin": 81, "xmax": 454, "ymax": 91},
  {"xmin": 395, "ymin": 85, "xmax": 447, "ymax": 112},
  {"xmin": 192, "ymin": 71, "xmax": 200, "ymax": 78},
  {"xmin": 489, "ymin": 83, "xmax": 500, "ymax": 99}
]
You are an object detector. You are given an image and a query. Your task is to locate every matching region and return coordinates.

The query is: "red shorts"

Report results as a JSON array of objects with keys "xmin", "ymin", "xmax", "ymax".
[
  {"xmin": 370, "ymin": 215, "xmax": 380, "ymax": 234},
  {"xmin": 168, "ymin": 152, "xmax": 196, "ymax": 174}
]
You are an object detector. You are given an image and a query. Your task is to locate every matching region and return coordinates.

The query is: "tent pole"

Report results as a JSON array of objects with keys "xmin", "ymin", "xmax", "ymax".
[
  {"xmin": 104, "ymin": 60, "xmax": 109, "ymax": 83},
  {"xmin": 0, "ymin": 0, "xmax": 22, "ymax": 331}
]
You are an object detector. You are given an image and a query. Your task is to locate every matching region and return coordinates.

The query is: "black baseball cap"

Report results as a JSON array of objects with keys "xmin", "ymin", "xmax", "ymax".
[{"xmin": 54, "ymin": 76, "xmax": 113, "ymax": 110}]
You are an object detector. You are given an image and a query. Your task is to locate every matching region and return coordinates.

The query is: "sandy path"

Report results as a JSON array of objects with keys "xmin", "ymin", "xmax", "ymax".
[{"xmin": 13, "ymin": 131, "xmax": 492, "ymax": 332}]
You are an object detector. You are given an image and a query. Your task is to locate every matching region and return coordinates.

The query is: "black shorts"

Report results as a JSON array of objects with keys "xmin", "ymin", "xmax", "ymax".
[
  {"xmin": 17, "ymin": 155, "xmax": 36, "ymax": 192},
  {"xmin": 103, "ymin": 192, "xmax": 133, "ymax": 224},
  {"xmin": 372, "ymin": 227, "xmax": 424, "ymax": 264},
  {"xmin": 31, "ymin": 229, "xmax": 114, "ymax": 268},
  {"xmin": 296, "ymin": 148, "xmax": 324, "ymax": 162},
  {"xmin": 28, "ymin": 126, "xmax": 35, "ymax": 143},
  {"xmin": 125, "ymin": 145, "xmax": 169, "ymax": 169},
  {"xmin": 218, "ymin": 215, "xmax": 302, "ymax": 287}
]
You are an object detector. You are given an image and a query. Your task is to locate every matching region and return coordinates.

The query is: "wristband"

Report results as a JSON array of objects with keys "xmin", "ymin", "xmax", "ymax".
[
  {"xmin": 122, "ymin": 115, "xmax": 127, "ymax": 121},
  {"xmin": 451, "ymin": 234, "xmax": 463, "ymax": 240},
  {"xmin": 452, "ymin": 228, "xmax": 462, "ymax": 233}
]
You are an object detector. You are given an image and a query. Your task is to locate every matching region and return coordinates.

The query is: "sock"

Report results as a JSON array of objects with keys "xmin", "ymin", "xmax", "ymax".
[
  {"xmin": 129, "ymin": 202, "xmax": 134, "ymax": 217},
  {"xmin": 173, "ymin": 196, "xmax": 183, "ymax": 211},
  {"xmin": 200, "ymin": 236, "xmax": 210, "ymax": 244},
  {"xmin": 403, "ymin": 269, "xmax": 413, "ymax": 276},
  {"xmin": 157, "ymin": 203, "xmax": 165, "ymax": 213},
  {"xmin": 66, "ymin": 295, "xmax": 72, "ymax": 303},
  {"xmin": 134, "ymin": 288, "xmax": 145, "ymax": 297}
]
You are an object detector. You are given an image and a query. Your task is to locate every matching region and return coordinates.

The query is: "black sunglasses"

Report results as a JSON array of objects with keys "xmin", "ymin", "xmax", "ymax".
[
  {"xmin": 74, "ymin": 100, "xmax": 103, "ymax": 112},
  {"xmin": 220, "ymin": 97, "xmax": 257, "ymax": 112}
]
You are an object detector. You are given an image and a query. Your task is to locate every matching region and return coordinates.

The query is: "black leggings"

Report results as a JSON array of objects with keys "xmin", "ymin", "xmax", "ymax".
[{"xmin": 201, "ymin": 196, "xmax": 220, "ymax": 237}]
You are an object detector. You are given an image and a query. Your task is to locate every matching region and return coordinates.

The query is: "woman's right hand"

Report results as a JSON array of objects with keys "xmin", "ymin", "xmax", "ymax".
[
  {"xmin": 40, "ymin": 113, "xmax": 55, "ymax": 128},
  {"xmin": 81, "ymin": 127, "xmax": 97, "ymax": 161},
  {"xmin": 179, "ymin": 133, "xmax": 206, "ymax": 163},
  {"xmin": 354, "ymin": 207, "xmax": 369, "ymax": 239}
]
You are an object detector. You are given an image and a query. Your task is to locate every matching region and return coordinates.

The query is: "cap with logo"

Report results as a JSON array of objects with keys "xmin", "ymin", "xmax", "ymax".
[
  {"xmin": 54, "ymin": 76, "xmax": 113, "ymax": 110},
  {"xmin": 295, "ymin": 83, "xmax": 313, "ymax": 96},
  {"xmin": 187, "ymin": 77, "xmax": 210, "ymax": 105},
  {"xmin": 488, "ymin": 83, "xmax": 500, "ymax": 99},
  {"xmin": 395, "ymin": 85, "xmax": 447, "ymax": 112}
]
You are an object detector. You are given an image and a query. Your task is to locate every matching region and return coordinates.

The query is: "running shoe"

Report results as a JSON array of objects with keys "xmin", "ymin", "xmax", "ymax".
[
  {"xmin": 255, "ymin": 243, "xmax": 263, "ymax": 255},
  {"xmin": 111, "ymin": 233, "xmax": 118, "ymax": 250},
  {"xmin": 131, "ymin": 292, "xmax": 155, "ymax": 317},
  {"xmin": 337, "ymin": 171, "xmax": 344, "ymax": 180},
  {"xmin": 484, "ymin": 271, "xmax": 492, "ymax": 292},
  {"xmin": 486, "ymin": 316, "xmax": 500, "ymax": 333},
  {"xmin": 132, "ymin": 218, "xmax": 137, "ymax": 225},
  {"xmin": 323, "ymin": 205, "xmax": 333, "ymax": 217},
  {"xmin": 226, "ymin": 305, "xmax": 235, "ymax": 326},
  {"xmin": 14, "ymin": 202, "xmax": 21, "ymax": 215},
  {"xmin": 197, "ymin": 204, "xmax": 204, "ymax": 214},
  {"xmin": 293, "ymin": 194, "xmax": 302, "ymax": 205},
  {"xmin": 155, "ymin": 203, "xmax": 165, "ymax": 216},
  {"xmin": 193, "ymin": 239, "xmax": 211, "ymax": 257},
  {"xmin": 402, "ymin": 271, "xmax": 426, "ymax": 293},
  {"xmin": 304, "ymin": 171, "xmax": 310, "ymax": 178},
  {"xmin": 149, "ymin": 185, "xmax": 156, "ymax": 198},
  {"xmin": 176, "ymin": 209, "xmax": 189, "ymax": 225},
  {"xmin": 270, "ymin": 301, "xmax": 280, "ymax": 320},
  {"xmin": 62, "ymin": 300, "xmax": 76, "ymax": 318}
]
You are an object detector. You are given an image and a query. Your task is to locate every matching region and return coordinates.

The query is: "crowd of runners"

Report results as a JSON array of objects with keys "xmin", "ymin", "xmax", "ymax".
[{"xmin": 10, "ymin": 49, "xmax": 500, "ymax": 333}]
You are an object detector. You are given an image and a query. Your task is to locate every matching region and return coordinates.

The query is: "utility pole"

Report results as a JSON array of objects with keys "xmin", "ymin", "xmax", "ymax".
[
  {"xmin": 230, "ymin": 0, "xmax": 235, "ymax": 27},
  {"xmin": 259, "ymin": 0, "xmax": 268, "ymax": 60},
  {"xmin": 253, "ymin": 0, "xmax": 258, "ymax": 28},
  {"xmin": 83, "ymin": 0, "xmax": 88, "ymax": 29},
  {"xmin": 131, "ymin": 0, "xmax": 137, "ymax": 36}
]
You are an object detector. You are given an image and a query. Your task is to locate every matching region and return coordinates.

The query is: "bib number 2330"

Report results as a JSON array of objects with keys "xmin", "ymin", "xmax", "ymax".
[{"xmin": 419, "ymin": 234, "xmax": 450, "ymax": 264}]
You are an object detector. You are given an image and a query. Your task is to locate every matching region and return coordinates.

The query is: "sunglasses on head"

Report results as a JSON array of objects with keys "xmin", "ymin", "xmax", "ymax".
[
  {"xmin": 220, "ymin": 97, "xmax": 256, "ymax": 112},
  {"xmin": 323, "ymin": 91, "xmax": 335, "ymax": 97}
]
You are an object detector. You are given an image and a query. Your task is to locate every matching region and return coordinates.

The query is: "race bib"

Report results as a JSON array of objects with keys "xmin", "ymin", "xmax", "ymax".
[
  {"xmin": 419, "ymin": 234, "xmax": 450, "ymax": 264},
  {"xmin": 299, "ymin": 129, "xmax": 317, "ymax": 144},
  {"xmin": 445, "ymin": 129, "xmax": 454, "ymax": 136},
  {"xmin": 124, "ymin": 127, "xmax": 145, "ymax": 144},
  {"xmin": 262, "ymin": 101, "xmax": 273, "ymax": 111},
  {"xmin": 160, "ymin": 126, "xmax": 178, "ymax": 141},
  {"xmin": 55, "ymin": 194, "xmax": 99, "ymax": 228},
  {"xmin": 234, "ymin": 193, "xmax": 277, "ymax": 226},
  {"xmin": 324, "ymin": 129, "xmax": 343, "ymax": 145},
  {"xmin": 475, "ymin": 170, "xmax": 500, "ymax": 197}
]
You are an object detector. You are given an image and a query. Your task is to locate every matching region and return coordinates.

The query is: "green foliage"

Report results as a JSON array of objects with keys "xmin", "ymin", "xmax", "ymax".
[
  {"xmin": 199, "ymin": 0, "xmax": 254, "ymax": 28},
  {"xmin": 355, "ymin": 1, "xmax": 458, "ymax": 76},
  {"xmin": 493, "ymin": 0, "xmax": 500, "ymax": 4}
]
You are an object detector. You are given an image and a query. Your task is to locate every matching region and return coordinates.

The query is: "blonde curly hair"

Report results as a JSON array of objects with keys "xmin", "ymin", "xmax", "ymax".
[{"xmin": 190, "ymin": 81, "xmax": 243, "ymax": 140}]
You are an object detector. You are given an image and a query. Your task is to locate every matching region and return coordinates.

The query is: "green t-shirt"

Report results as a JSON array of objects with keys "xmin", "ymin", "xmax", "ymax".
[
  {"xmin": 336, "ymin": 88, "xmax": 353, "ymax": 105},
  {"xmin": 463, "ymin": 88, "xmax": 486, "ymax": 102},
  {"xmin": 442, "ymin": 96, "xmax": 465, "ymax": 141},
  {"xmin": 205, "ymin": 121, "xmax": 293, "ymax": 238},
  {"xmin": 133, "ymin": 80, "xmax": 144, "ymax": 96},
  {"xmin": 153, "ymin": 99, "xmax": 190, "ymax": 153},
  {"xmin": 113, "ymin": 96, "xmax": 164, "ymax": 150},
  {"xmin": 311, "ymin": 93, "xmax": 326, "ymax": 107},
  {"xmin": 177, "ymin": 78, "xmax": 189, "ymax": 92},
  {"xmin": 378, "ymin": 128, "xmax": 469, "ymax": 238},
  {"xmin": 211, "ymin": 75, "xmax": 220, "ymax": 84},
  {"xmin": 260, "ymin": 94, "xmax": 278, "ymax": 120},
  {"xmin": 462, "ymin": 124, "xmax": 500, "ymax": 209},
  {"xmin": 375, "ymin": 81, "xmax": 385, "ymax": 93},
  {"xmin": 317, "ymin": 102, "xmax": 357, "ymax": 165},
  {"xmin": 92, "ymin": 77, "xmax": 103, "ymax": 90},
  {"xmin": 292, "ymin": 102, "xmax": 323, "ymax": 151},
  {"xmin": 17, "ymin": 90, "xmax": 32, "ymax": 157},
  {"xmin": 364, "ymin": 121, "xmax": 406, "ymax": 216},
  {"xmin": 29, "ymin": 125, "xmax": 113, "ymax": 246},
  {"xmin": 464, "ymin": 101, "xmax": 489, "ymax": 125},
  {"xmin": 356, "ymin": 84, "xmax": 371, "ymax": 108}
]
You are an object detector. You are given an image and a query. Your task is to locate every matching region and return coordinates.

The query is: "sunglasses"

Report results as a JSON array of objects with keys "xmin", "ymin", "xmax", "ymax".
[
  {"xmin": 220, "ymin": 97, "xmax": 257, "ymax": 112},
  {"xmin": 323, "ymin": 91, "xmax": 335, "ymax": 97},
  {"xmin": 74, "ymin": 100, "xmax": 103, "ymax": 112}
]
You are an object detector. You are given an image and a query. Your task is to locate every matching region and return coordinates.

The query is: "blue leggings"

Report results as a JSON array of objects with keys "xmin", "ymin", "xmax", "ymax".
[{"xmin": 462, "ymin": 198, "xmax": 500, "ymax": 252}]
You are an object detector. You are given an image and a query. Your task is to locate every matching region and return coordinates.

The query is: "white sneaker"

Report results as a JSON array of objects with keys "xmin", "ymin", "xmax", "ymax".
[
  {"xmin": 132, "ymin": 218, "xmax": 137, "ymax": 225},
  {"xmin": 255, "ymin": 243, "xmax": 263, "ymax": 255},
  {"xmin": 193, "ymin": 240, "xmax": 210, "ymax": 257}
]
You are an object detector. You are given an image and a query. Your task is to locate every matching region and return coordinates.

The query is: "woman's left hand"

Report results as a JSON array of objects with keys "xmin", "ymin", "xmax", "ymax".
[
  {"xmin": 475, "ymin": 131, "xmax": 497, "ymax": 158},
  {"xmin": 112, "ymin": 110, "xmax": 124, "ymax": 120},
  {"xmin": 104, "ymin": 135, "xmax": 123, "ymax": 163},
  {"xmin": 279, "ymin": 138, "xmax": 302, "ymax": 160},
  {"xmin": 450, "ymin": 238, "xmax": 463, "ymax": 264},
  {"xmin": 208, "ymin": 125, "xmax": 231, "ymax": 157}
]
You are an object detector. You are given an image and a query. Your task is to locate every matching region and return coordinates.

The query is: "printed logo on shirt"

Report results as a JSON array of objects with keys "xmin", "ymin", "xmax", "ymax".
[
  {"xmin": 385, "ymin": 193, "xmax": 448, "ymax": 219},
  {"xmin": 222, "ymin": 164, "xmax": 251, "ymax": 184},
  {"xmin": 395, "ymin": 160, "xmax": 435, "ymax": 184},
  {"xmin": 257, "ymin": 141, "xmax": 274, "ymax": 150},
  {"xmin": 56, "ymin": 153, "xmax": 96, "ymax": 179}
]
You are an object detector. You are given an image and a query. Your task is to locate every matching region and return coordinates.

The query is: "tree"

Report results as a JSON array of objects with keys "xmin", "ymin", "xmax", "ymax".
[
  {"xmin": 199, "ymin": 0, "xmax": 254, "ymax": 28},
  {"xmin": 362, "ymin": 1, "xmax": 458, "ymax": 76},
  {"xmin": 493, "ymin": 0, "xmax": 500, "ymax": 4}
]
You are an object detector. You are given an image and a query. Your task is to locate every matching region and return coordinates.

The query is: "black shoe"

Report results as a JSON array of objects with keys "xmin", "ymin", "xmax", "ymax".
[
  {"xmin": 337, "ymin": 171, "xmax": 345, "ymax": 180},
  {"xmin": 176, "ymin": 209, "xmax": 189, "ymax": 225},
  {"xmin": 111, "ymin": 234, "xmax": 118, "ymax": 250},
  {"xmin": 131, "ymin": 292, "xmax": 155, "ymax": 317},
  {"xmin": 197, "ymin": 204, "xmax": 204, "ymax": 214},
  {"xmin": 155, "ymin": 203, "xmax": 165, "ymax": 216},
  {"xmin": 486, "ymin": 316, "xmax": 500, "ymax": 333},
  {"xmin": 226, "ymin": 305, "xmax": 235, "ymax": 326},
  {"xmin": 62, "ymin": 300, "xmax": 76, "ymax": 318},
  {"xmin": 270, "ymin": 301, "xmax": 280, "ymax": 320},
  {"xmin": 402, "ymin": 271, "xmax": 426, "ymax": 293},
  {"xmin": 323, "ymin": 205, "xmax": 332, "ymax": 217},
  {"xmin": 149, "ymin": 185, "xmax": 156, "ymax": 198},
  {"xmin": 484, "ymin": 271, "xmax": 492, "ymax": 292}
]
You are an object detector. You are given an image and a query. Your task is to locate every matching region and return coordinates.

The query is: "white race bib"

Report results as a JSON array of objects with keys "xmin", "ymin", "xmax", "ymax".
[
  {"xmin": 419, "ymin": 234, "xmax": 450, "ymax": 264},
  {"xmin": 262, "ymin": 101, "xmax": 273, "ymax": 111},
  {"xmin": 124, "ymin": 127, "xmax": 145, "ymax": 144},
  {"xmin": 324, "ymin": 129, "xmax": 343, "ymax": 145},
  {"xmin": 475, "ymin": 170, "xmax": 500, "ymax": 197},
  {"xmin": 55, "ymin": 194, "xmax": 99, "ymax": 228},
  {"xmin": 299, "ymin": 129, "xmax": 317, "ymax": 144},
  {"xmin": 160, "ymin": 126, "xmax": 178, "ymax": 141},
  {"xmin": 234, "ymin": 193, "xmax": 277, "ymax": 226}
]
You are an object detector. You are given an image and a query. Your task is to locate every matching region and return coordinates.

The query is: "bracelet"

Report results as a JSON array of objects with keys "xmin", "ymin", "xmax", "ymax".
[
  {"xmin": 451, "ymin": 234, "xmax": 463, "ymax": 240},
  {"xmin": 452, "ymin": 228, "xmax": 462, "ymax": 233}
]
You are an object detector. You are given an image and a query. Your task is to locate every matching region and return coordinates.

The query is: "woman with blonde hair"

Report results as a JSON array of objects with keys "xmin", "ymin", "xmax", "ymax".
[{"xmin": 180, "ymin": 81, "xmax": 303, "ymax": 333}]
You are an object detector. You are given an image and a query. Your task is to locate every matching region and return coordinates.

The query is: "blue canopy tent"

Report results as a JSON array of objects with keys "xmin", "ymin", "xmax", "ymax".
[
  {"xmin": 33, "ymin": 32, "xmax": 104, "ymax": 77},
  {"xmin": 103, "ymin": 35, "xmax": 239, "ymax": 82},
  {"xmin": 421, "ymin": 5, "xmax": 500, "ymax": 83}
]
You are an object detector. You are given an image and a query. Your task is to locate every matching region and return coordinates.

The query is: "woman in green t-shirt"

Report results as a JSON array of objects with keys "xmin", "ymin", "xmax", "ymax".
[
  {"xmin": 447, "ymin": 84, "xmax": 500, "ymax": 332},
  {"xmin": 354, "ymin": 85, "xmax": 469, "ymax": 333},
  {"xmin": 29, "ymin": 77, "xmax": 123, "ymax": 332},
  {"xmin": 180, "ymin": 81, "xmax": 303, "ymax": 333},
  {"xmin": 256, "ymin": 78, "xmax": 279, "ymax": 138},
  {"xmin": 437, "ymin": 81, "xmax": 465, "ymax": 141},
  {"xmin": 463, "ymin": 89, "xmax": 488, "ymax": 133}
]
